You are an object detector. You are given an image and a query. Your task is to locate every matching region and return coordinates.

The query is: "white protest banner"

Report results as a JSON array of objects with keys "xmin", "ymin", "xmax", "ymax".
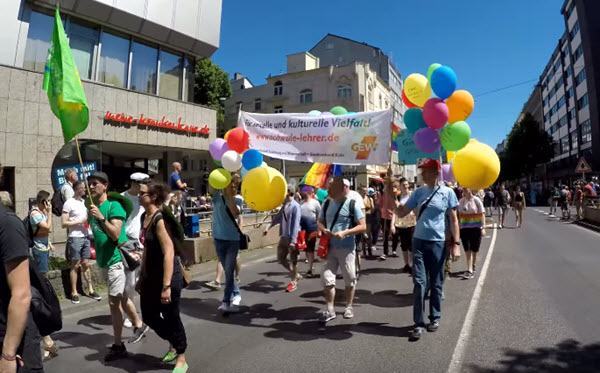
[{"xmin": 239, "ymin": 109, "xmax": 393, "ymax": 166}]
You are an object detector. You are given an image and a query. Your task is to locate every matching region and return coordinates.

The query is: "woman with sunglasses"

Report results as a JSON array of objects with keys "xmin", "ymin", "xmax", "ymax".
[{"xmin": 138, "ymin": 182, "xmax": 188, "ymax": 373}]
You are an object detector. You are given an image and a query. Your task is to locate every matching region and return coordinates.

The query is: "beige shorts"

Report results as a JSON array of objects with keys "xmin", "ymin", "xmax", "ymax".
[
  {"xmin": 322, "ymin": 247, "xmax": 356, "ymax": 287},
  {"xmin": 101, "ymin": 262, "xmax": 128, "ymax": 298},
  {"xmin": 277, "ymin": 237, "xmax": 299, "ymax": 266}
]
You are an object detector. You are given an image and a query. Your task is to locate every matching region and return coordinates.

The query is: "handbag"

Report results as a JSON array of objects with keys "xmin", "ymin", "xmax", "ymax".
[
  {"xmin": 316, "ymin": 199, "xmax": 347, "ymax": 259},
  {"xmin": 221, "ymin": 194, "xmax": 251, "ymax": 250},
  {"xmin": 118, "ymin": 240, "xmax": 141, "ymax": 271}
]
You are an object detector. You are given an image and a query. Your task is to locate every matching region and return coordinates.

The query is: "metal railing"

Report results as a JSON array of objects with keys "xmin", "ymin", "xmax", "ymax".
[{"xmin": 184, "ymin": 205, "xmax": 279, "ymax": 236}]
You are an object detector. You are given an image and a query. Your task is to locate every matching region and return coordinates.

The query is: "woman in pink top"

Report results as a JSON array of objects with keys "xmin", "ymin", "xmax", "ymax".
[{"xmin": 379, "ymin": 179, "xmax": 397, "ymax": 260}]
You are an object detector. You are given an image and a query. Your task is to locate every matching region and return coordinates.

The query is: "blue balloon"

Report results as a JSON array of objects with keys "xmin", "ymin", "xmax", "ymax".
[
  {"xmin": 308, "ymin": 110, "xmax": 321, "ymax": 116},
  {"xmin": 240, "ymin": 166, "xmax": 249, "ymax": 178},
  {"xmin": 241, "ymin": 149, "xmax": 263, "ymax": 170},
  {"xmin": 347, "ymin": 111, "xmax": 356, "ymax": 114},
  {"xmin": 430, "ymin": 66, "xmax": 457, "ymax": 100},
  {"xmin": 403, "ymin": 108, "xmax": 427, "ymax": 133}
]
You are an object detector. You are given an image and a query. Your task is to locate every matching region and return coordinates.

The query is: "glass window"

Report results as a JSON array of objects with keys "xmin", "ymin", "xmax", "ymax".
[
  {"xmin": 577, "ymin": 94, "xmax": 588, "ymax": 110},
  {"xmin": 566, "ymin": 66, "xmax": 573, "ymax": 77},
  {"xmin": 576, "ymin": 69, "xmax": 586, "ymax": 86},
  {"xmin": 554, "ymin": 60, "xmax": 561, "ymax": 72},
  {"xmin": 23, "ymin": 11, "xmax": 56, "ymax": 72},
  {"xmin": 558, "ymin": 96, "xmax": 566, "ymax": 109},
  {"xmin": 183, "ymin": 56, "xmax": 195, "ymax": 102},
  {"xmin": 560, "ymin": 136, "xmax": 570, "ymax": 154},
  {"xmin": 299, "ymin": 89, "xmax": 312, "ymax": 104},
  {"xmin": 254, "ymin": 99, "xmax": 261, "ymax": 111},
  {"xmin": 159, "ymin": 49, "xmax": 183, "ymax": 100},
  {"xmin": 559, "ymin": 115, "xmax": 568, "ymax": 127},
  {"xmin": 573, "ymin": 45, "xmax": 583, "ymax": 61},
  {"xmin": 569, "ymin": 108, "xmax": 577, "ymax": 121},
  {"xmin": 337, "ymin": 85, "xmax": 352, "ymax": 99},
  {"xmin": 274, "ymin": 106, "xmax": 283, "ymax": 113},
  {"xmin": 98, "ymin": 31, "xmax": 130, "ymax": 88},
  {"xmin": 130, "ymin": 40, "xmax": 158, "ymax": 94},
  {"xmin": 567, "ymin": 2, "xmax": 575, "ymax": 17},
  {"xmin": 551, "ymin": 104, "xmax": 558, "ymax": 115},
  {"xmin": 569, "ymin": 22, "xmax": 579, "ymax": 40},
  {"xmin": 571, "ymin": 132, "xmax": 578, "ymax": 150},
  {"xmin": 543, "ymin": 97, "xmax": 549, "ymax": 107},
  {"xmin": 581, "ymin": 120, "xmax": 592, "ymax": 143},
  {"xmin": 566, "ymin": 87, "xmax": 574, "ymax": 99},
  {"xmin": 68, "ymin": 21, "xmax": 98, "ymax": 80},
  {"xmin": 274, "ymin": 81, "xmax": 283, "ymax": 96},
  {"xmin": 545, "ymin": 112, "xmax": 551, "ymax": 123}
]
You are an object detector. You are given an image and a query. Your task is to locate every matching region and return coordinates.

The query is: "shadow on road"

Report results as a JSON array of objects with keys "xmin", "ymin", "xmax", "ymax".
[
  {"xmin": 300, "ymin": 289, "xmax": 412, "ymax": 309},
  {"xmin": 240, "ymin": 278, "xmax": 285, "ymax": 293},
  {"xmin": 469, "ymin": 339, "xmax": 600, "ymax": 373},
  {"xmin": 359, "ymin": 267, "xmax": 403, "ymax": 275}
]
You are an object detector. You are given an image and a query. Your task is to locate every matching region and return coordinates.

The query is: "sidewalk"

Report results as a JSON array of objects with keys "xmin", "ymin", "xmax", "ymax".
[{"xmin": 60, "ymin": 244, "xmax": 277, "ymax": 317}]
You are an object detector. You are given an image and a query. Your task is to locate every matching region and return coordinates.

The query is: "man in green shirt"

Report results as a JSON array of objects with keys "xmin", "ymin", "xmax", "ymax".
[{"xmin": 87, "ymin": 172, "xmax": 148, "ymax": 362}]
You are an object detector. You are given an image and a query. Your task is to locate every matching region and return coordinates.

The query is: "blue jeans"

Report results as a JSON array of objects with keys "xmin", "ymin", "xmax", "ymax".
[
  {"xmin": 412, "ymin": 238, "xmax": 446, "ymax": 327},
  {"xmin": 214, "ymin": 239, "xmax": 240, "ymax": 305}
]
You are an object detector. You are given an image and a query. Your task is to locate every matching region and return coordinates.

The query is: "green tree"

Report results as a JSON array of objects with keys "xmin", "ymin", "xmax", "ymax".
[
  {"xmin": 498, "ymin": 112, "xmax": 555, "ymax": 182},
  {"xmin": 193, "ymin": 58, "xmax": 231, "ymax": 123}
]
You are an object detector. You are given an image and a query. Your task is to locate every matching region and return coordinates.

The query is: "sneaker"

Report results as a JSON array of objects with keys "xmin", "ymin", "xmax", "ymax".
[
  {"xmin": 104, "ymin": 343, "xmax": 127, "ymax": 362},
  {"xmin": 235, "ymin": 277, "xmax": 241, "ymax": 284},
  {"xmin": 89, "ymin": 291, "xmax": 102, "ymax": 301},
  {"xmin": 343, "ymin": 306, "xmax": 354, "ymax": 319},
  {"xmin": 442, "ymin": 291, "xmax": 446, "ymax": 300},
  {"xmin": 305, "ymin": 269, "xmax": 314, "ymax": 278},
  {"xmin": 162, "ymin": 350, "xmax": 177, "ymax": 363},
  {"xmin": 285, "ymin": 281, "xmax": 298, "ymax": 292},
  {"xmin": 409, "ymin": 327, "xmax": 424, "ymax": 341},
  {"xmin": 462, "ymin": 271, "xmax": 474, "ymax": 280},
  {"xmin": 123, "ymin": 318, "xmax": 133, "ymax": 328},
  {"xmin": 206, "ymin": 280, "xmax": 222, "ymax": 291},
  {"xmin": 128, "ymin": 323, "xmax": 149, "ymax": 344},
  {"xmin": 231, "ymin": 295, "xmax": 241, "ymax": 306},
  {"xmin": 217, "ymin": 302, "xmax": 229, "ymax": 313},
  {"xmin": 71, "ymin": 294, "xmax": 80, "ymax": 304},
  {"xmin": 427, "ymin": 320, "xmax": 440, "ymax": 332},
  {"xmin": 218, "ymin": 303, "xmax": 239, "ymax": 314},
  {"xmin": 319, "ymin": 309, "xmax": 336, "ymax": 323},
  {"xmin": 371, "ymin": 246, "xmax": 378, "ymax": 251},
  {"xmin": 391, "ymin": 251, "xmax": 398, "ymax": 257},
  {"xmin": 379, "ymin": 255, "xmax": 387, "ymax": 261},
  {"xmin": 173, "ymin": 363, "xmax": 189, "ymax": 373}
]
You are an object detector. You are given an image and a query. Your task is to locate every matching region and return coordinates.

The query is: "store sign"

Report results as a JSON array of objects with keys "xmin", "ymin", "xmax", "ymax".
[
  {"xmin": 54, "ymin": 162, "xmax": 97, "ymax": 189},
  {"xmin": 104, "ymin": 111, "xmax": 210, "ymax": 136}
]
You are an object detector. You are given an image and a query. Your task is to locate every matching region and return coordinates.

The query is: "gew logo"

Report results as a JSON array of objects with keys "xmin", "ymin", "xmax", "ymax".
[{"xmin": 351, "ymin": 136, "xmax": 378, "ymax": 160}]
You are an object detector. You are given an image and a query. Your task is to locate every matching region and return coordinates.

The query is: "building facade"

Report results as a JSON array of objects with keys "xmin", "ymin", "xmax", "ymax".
[
  {"xmin": 0, "ymin": 0, "xmax": 222, "ymax": 241},
  {"xmin": 538, "ymin": 0, "xmax": 600, "ymax": 184},
  {"xmin": 224, "ymin": 52, "xmax": 406, "ymax": 187}
]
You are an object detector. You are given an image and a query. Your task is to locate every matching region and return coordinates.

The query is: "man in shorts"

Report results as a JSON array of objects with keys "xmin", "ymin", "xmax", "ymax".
[
  {"xmin": 87, "ymin": 172, "xmax": 148, "ymax": 362},
  {"xmin": 61, "ymin": 180, "xmax": 101, "ymax": 304},
  {"xmin": 496, "ymin": 184, "xmax": 510, "ymax": 229},
  {"xmin": 264, "ymin": 184, "xmax": 302, "ymax": 292},
  {"xmin": 318, "ymin": 177, "xmax": 366, "ymax": 323}
]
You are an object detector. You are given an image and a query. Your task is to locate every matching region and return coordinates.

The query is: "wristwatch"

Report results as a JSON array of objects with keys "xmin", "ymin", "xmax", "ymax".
[
  {"xmin": 100, "ymin": 218, "xmax": 106, "ymax": 225},
  {"xmin": 455, "ymin": 241, "xmax": 461, "ymax": 246},
  {"xmin": 162, "ymin": 284, "xmax": 171, "ymax": 291}
]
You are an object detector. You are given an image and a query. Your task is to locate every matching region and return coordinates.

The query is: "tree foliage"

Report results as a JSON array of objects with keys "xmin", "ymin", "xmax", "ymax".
[
  {"xmin": 498, "ymin": 113, "xmax": 555, "ymax": 182},
  {"xmin": 193, "ymin": 58, "xmax": 231, "ymax": 123}
]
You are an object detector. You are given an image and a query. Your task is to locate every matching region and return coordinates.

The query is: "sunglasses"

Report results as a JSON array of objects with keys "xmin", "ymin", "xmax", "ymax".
[{"xmin": 138, "ymin": 192, "xmax": 150, "ymax": 198}]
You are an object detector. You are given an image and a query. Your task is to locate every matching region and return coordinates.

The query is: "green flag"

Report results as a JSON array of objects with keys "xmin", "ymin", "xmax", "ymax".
[{"xmin": 43, "ymin": 7, "xmax": 89, "ymax": 144}]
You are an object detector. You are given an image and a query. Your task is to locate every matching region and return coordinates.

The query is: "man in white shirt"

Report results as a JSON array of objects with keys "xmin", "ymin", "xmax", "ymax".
[
  {"xmin": 60, "ymin": 168, "xmax": 78, "ymax": 202},
  {"xmin": 62, "ymin": 180, "xmax": 101, "ymax": 304},
  {"xmin": 120, "ymin": 172, "xmax": 149, "ymax": 328}
]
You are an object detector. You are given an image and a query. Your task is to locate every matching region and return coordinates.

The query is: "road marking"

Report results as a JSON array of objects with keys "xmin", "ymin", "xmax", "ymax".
[{"xmin": 447, "ymin": 224, "xmax": 498, "ymax": 373}]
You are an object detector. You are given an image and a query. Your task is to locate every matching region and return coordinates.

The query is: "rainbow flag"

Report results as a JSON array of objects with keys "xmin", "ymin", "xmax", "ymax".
[
  {"xmin": 391, "ymin": 123, "xmax": 401, "ymax": 152},
  {"xmin": 459, "ymin": 213, "xmax": 484, "ymax": 229},
  {"xmin": 300, "ymin": 163, "xmax": 342, "ymax": 189}
]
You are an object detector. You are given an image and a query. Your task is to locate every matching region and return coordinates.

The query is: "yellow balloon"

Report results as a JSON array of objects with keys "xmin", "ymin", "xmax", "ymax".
[
  {"xmin": 446, "ymin": 90, "xmax": 474, "ymax": 124},
  {"xmin": 404, "ymin": 73, "xmax": 432, "ymax": 107},
  {"xmin": 209, "ymin": 168, "xmax": 231, "ymax": 190},
  {"xmin": 241, "ymin": 166, "xmax": 287, "ymax": 212},
  {"xmin": 452, "ymin": 142, "xmax": 500, "ymax": 190},
  {"xmin": 446, "ymin": 151, "xmax": 456, "ymax": 162}
]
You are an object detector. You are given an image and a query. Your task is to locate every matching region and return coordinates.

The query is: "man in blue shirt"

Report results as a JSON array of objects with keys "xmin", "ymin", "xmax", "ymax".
[
  {"xmin": 317, "ymin": 177, "xmax": 366, "ymax": 323},
  {"xmin": 392, "ymin": 159, "xmax": 460, "ymax": 341},
  {"xmin": 168, "ymin": 162, "xmax": 187, "ymax": 192},
  {"xmin": 212, "ymin": 175, "xmax": 243, "ymax": 314},
  {"xmin": 264, "ymin": 185, "xmax": 302, "ymax": 292}
]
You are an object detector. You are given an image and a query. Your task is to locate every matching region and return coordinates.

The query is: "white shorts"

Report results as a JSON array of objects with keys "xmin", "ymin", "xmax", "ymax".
[
  {"xmin": 322, "ymin": 247, "xmax": 356, "ymax": 288},
  {"xmin": 101, "ymin": 262, "xmax": 128, "ymax": 298}
]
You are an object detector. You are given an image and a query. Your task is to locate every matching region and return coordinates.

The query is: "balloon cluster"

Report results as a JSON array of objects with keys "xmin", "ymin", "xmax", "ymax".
[
  {"xmin": 208, "ymin": 127, "xmax": 287, "ymax": 211},
  {"xmin": 402, "ymin": 64, "xmax": 500, "ymax": 189}
]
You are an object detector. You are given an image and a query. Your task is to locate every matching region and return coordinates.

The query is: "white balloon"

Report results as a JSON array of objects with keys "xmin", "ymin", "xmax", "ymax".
[
  {"xmin": 289, "ymin": 178, "xmax": 298, "ymax": 186},
  {"xmin": 221, "ymin": 150, "xmax": 242, "ymax": 172},
  {"xmin": 260, "ymin": 162, "xmax": 268, "ymax": 168}
]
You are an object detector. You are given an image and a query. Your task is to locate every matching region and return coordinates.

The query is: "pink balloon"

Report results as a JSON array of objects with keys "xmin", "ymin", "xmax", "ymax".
[
  {"xmin": 422, "ymin": 98, "xmax": 449, "ymax": 130},
  {"xmin": 413, "ymin": 128, "xmax": 441, "ymax": 154},
  {"xmin": 442, "ymin": 163, "xmax": 455, "ymax": 182}
]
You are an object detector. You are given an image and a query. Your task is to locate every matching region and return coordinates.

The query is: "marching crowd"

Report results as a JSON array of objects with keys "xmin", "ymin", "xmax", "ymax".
[{"xmin": 4, "ymin": 157, "xmax": 596, "ymax": 372}]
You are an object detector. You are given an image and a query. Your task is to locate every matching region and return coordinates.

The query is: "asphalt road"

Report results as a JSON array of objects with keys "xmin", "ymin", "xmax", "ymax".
[{"xmin": 43, "ymin": 208, "xmax": 600, "ymax": 373}]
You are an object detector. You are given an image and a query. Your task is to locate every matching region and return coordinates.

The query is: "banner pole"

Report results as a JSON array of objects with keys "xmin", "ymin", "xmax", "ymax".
[{"xmin": 74, "ymin": 136, "xmax": 94, "ymax": 205}]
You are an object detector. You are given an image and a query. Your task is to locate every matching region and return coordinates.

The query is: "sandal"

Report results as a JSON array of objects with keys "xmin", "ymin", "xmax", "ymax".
[
  {"xmin": 43, "ymin": 343, "xmax": 59, "ymax": 362},
  {"xmin": 162, "ymin": 349, "xmax": 177, "ymax": 363}
]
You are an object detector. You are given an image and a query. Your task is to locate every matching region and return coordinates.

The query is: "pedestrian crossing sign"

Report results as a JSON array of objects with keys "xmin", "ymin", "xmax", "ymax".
[{"xmin": 575, "ymin": 157, "xmax": 592, "ymax": 173}]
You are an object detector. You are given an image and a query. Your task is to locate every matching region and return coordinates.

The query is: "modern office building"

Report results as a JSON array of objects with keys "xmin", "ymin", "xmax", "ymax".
[
  {"xmin": 0, "ymin": 0, "xmax": 222, "ymax": 240},
  {"xmin": 538, "ymin": 0, "xmax": 600, "ymax": 184}
]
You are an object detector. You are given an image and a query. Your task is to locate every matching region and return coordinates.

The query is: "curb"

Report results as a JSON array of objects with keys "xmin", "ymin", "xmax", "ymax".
[{"xmin": 60, "ymin": 245, "xmax": 275, "ymax": 317}]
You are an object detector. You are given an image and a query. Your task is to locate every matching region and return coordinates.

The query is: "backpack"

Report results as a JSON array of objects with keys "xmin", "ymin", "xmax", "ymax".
[
  {"xmin": 22, "ymin": 209, "xmax": 40, "ymax": 248},
  {"xmin": 0, "ymin": 205, "xmax": 62, "ymax": 336},
  {"xmin": 51, "ymin": 188, "xmax": 65, "ymax": 217}
]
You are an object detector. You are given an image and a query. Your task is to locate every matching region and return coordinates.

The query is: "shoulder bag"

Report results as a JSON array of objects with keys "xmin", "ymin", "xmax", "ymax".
[
  {"xmin": 221, "ymin": 194, "xmax": 250, "ymax": 250},
  {"xmin": 316, "ymin": 198, "xmax": 346, "ymax": 259}
]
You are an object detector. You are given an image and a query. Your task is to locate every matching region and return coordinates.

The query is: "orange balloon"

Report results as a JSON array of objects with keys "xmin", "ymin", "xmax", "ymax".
[
  {"xmin": 446, "ymin": 90, "xmax": 474, "ymax": 124},
  {"xmin": 224, "ymin": 130, "xmax": 232, "ymax": 141}
]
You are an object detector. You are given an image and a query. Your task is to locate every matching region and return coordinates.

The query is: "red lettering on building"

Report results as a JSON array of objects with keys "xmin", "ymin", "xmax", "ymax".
[{"xmin": 104, "ymin": 111, "xmax": 211, "ymax": 136}]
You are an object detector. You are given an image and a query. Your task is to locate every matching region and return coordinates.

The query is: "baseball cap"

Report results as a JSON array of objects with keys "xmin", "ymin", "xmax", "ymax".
[
  {"xmin": 343, "ymin": 179, "xmax": 351, "ymax": 187},
  {"xmin": 130, "ymin": 172, "xmax": 150, "ymax": 183},
  {"xmin": 88, "ymin": 171, "xmax": 109, "ymax": 184},
  {"xmin": 367, "ymin": 187, "xmax": 375, "ymax": 196},
  {"xmin": 418, "ymin": 158, "xmax": 441, "ymax": 171}
]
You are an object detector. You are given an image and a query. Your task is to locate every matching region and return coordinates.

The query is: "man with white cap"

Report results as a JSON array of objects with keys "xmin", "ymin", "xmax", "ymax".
[
  {"xmin": 264, "ymin": 183, "xmax": 302, "ymax": 292},
  {"xmin": 120, "ymin": 172, "xmax": 149, "ymax": 328}
]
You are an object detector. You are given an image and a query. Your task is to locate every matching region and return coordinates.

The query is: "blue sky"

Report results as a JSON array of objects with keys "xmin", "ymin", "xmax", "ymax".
[{"xmin": 212, "ymin": 0, "xmax": 566, "ymax": 148}]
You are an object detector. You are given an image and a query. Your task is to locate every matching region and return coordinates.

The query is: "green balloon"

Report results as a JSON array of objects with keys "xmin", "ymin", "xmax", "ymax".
[
  {"xmin": 330, "ymin": 106, "xmax": 348, "ymax": 116},
  {"xmin": 441, "ymin": 121, "xmax": 471, "ymax": 151},
  {"xmin": 213, "ymin": 159, "xmax": 222, "ymax": 167},
  {"xmin": 427, "ymin": 63, "xmax": 442, "ymax": 82},
  {"xmin": 316, "ymin": 189, "xmax": 328, "ymax": 202}
]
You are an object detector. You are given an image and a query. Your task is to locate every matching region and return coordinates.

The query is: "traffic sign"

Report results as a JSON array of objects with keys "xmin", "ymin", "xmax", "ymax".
[{"xmin": 575, "ymin": 157, "xmax": 592, "ymax": 173}]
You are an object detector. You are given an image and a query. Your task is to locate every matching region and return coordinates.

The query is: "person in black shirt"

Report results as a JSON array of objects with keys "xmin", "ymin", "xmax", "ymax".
[
  {"xmin": 1, "ymin": 164, "xmax": 42, "ymax": 373},
  {"xmin": 138, "ymin": 182, "xmax": 188, "ymax": 373}
]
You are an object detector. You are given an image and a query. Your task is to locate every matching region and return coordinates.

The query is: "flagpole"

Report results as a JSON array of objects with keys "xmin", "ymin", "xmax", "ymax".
[{"xmin": 74, "ymin": 136, "xmax": 94, "ymax": 205}]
